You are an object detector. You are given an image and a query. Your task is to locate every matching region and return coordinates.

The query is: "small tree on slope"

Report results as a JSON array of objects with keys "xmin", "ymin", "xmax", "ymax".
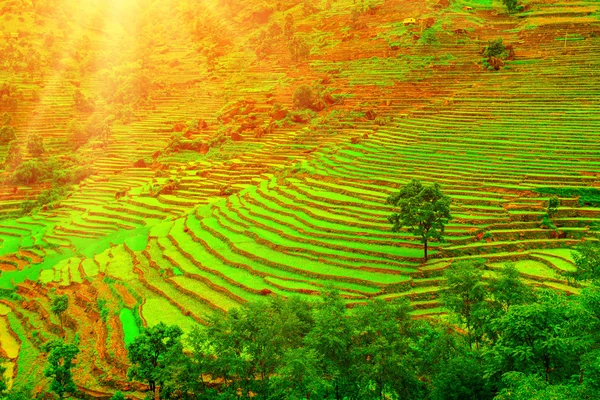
[
  {"xmin": 503, "ymin": 0, "xmax": 519, "ymax": 15},
  {"xmin": 51, "ymin": 295, "xmax": 69, "ymax": 333},
  {"xmin": 43, "ymin": 340, "xmax": 80, "ymax": 399},
  {"xmin": 387, "ymin": 179, "xmax": 452, "ymax": 261}
]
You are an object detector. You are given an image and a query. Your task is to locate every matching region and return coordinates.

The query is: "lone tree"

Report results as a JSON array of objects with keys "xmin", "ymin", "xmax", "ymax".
[
  {"xmin": 502, "ymin": 0, "xmax": 519, "ymax": 15},
  {"xmin": 51, "ymin": 295, "xmax": 69, "ymax": 332},
  {"xmin": 386, "ymin": 179, "xmax": 452, "ymax": 261},
  {"xmin": 43, "ymin": 340, "xmax": 80, "ymax": 399},
  {"xmin": 542, "ymin": 196, "xmax": 560, "ymax": 230}
]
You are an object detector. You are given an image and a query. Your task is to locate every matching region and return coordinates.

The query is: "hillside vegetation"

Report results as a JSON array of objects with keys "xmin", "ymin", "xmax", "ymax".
[{"xmin": 0, "ymin": 0, "xmax": 599, "ymax": 396}]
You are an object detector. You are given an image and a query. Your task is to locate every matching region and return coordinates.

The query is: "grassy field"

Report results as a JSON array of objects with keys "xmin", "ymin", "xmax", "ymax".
[{"xmin": 0, "ymin": 0, "xmax": 598, "ymax": 395}]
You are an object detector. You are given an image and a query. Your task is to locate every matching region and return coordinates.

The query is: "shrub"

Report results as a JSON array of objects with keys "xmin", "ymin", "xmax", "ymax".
[
  {"xmin": 535, "ymin": 187, "xmax": 600, "ymax": 207},
  {"xmin": 293, "ymin": 85, "xmax": 315, "ymax": 109},
  {"xmin": 503, "ymin": 0, "xmax": 519, "ymax": 15},
  {"xmin": 484, "ymin": 38, "xmax": 507, "ymax": 58},
  {"xmin": 420, "ymin": 28, "xmax": 440, "ymax": 48},
  {"xmin": 292, "ymin": 85, "xmax": 325, "ymax": 111}
]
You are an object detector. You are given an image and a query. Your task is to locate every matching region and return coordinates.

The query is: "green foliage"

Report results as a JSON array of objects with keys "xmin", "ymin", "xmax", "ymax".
[
  {"xmin": 387, "ymin": 179, "xmax": 452, "ymax": 260},
  {"xmin": 485, "ymin": 290, "xmax": 590, "ymax": 384},
  {"xmin": 97, "ymin": 299, "xmax": 110, "ymax": 322},
  {"xmin": 565, "ymin": 241, "xmax": 600, "ymax": 282},
  {"xmin": 535, "ymin": 187, "xmax": 600, "ymax": 207},
  {"xmin": 420, "ymin": 28, "xmax": 440, "ymax": 48},
  {"xmin": 488, "ymin": 264, "xmax": 536, "ymax": 313},
  {"xmin": 0, "ymin": 360, "xmax": 7, "ymax": 396},
  {"xmin": 51, "ymin": 295, "xmax": 69, "ymax": 317},
  {"xmin": 43, "ymin": 340, "xmax": 80, "ymax": 399},
  {"xmin": 110, "ymin": 391, "xmax": 126, "ymax": 400},
  {"xmin": 126, "ymin": 322, "xmax": 184, "ymax": 395},
  {"xmin": 502, "ymin": 0, "xmax": 520, "ymax": 15},
  {"xmin": 429, "ymin": 351, "xmax": 493, "ymax": 400},
  {"xmin": 51, "ymin": 294, "xmax": 69, "ymax": 330},
  {"xmin": 174, "ymin": 291, "xmax": 426, "ymax": 399},
  {"xmin": 495, "ymin": 372, "xmax": 579, "ymax": 399},
  {"xmin": 484, "ymin": 38, "xmax": 507, "ymax": 58},
  {"xmin": 547, "ymin": 196, "xmax": 560, "ymax": 218},
  {"xmin": 12, "ymin": 153, "xmax": 93, "ymax": 189},
  {"xmin": 3, "ymin": 386, "xmax": 35, "ymax": 400},
  {"xmin": 441, "ymin": 260, "xmax": 488, "ymax": 349},
  {"xmin": 541, "ymin": 196, "xmax": 560, "ymax": 230}
]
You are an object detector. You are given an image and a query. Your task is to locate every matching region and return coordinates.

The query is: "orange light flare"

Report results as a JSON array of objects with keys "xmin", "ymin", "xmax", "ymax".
[{"xmin": 23, "ymin": 0, "xmax": 141, "ymax": 147}]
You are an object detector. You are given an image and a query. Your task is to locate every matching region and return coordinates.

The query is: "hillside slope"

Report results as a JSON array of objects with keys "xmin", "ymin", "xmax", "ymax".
[{"xmin": 0, "ymin": 0, "xmax": 599, "ymax": 394}]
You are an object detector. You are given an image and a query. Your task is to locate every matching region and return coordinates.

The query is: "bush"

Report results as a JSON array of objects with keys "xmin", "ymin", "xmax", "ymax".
[
  {"xmin": 484, "ymin": 38, "xmax": 507, "ymax": 58},
  {"xmin": 292, "ymin": 85, "xmax": 325, "ymax": 111},
  {"xmin": 536, "ymin": 187, "xmax": 600, "ymax": 207},
  {"xmin": 503, "ymin": 0, "xmax": 520, "ymax": 15},
  {"xmin": 293, "ymin": 85, "xmax": 315, "ymax": 109}
]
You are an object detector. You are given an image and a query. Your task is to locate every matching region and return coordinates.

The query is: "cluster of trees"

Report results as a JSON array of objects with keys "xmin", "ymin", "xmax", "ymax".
[
  {"xmin": 109, "ymin": 239, "xmax": 600, "ymax": 400},
  {"xmin": 283, "ymin": 14, "xmax": 311, "ymax": 62},
  {"xmin": 1, "ymin": 240, "xmax": 596, "ymax": 399},
  {"xmin": 0, "ymin": 83, "xmax": 22, "ymax": 110},
  {"xmin": 67, "ymin": 115, "xmax": 112, "ymax": 149}
]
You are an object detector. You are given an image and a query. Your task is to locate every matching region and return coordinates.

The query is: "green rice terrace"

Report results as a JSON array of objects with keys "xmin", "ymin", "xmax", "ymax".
[{"xmin": 0, "ymin": 0, "xmax": 599, "ymax": 397}]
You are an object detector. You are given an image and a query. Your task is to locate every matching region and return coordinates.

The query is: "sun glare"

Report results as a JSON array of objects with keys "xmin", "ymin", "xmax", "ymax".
[{"xmin": 1, "ymin": 0, "xmax": 599, "ymax": 397}]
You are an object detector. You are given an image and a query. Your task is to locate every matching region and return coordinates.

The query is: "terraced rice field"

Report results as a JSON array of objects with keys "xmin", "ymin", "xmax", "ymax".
[{"xmin": 0, "ymin": 0, "xmax": 599, "ymax": 394}]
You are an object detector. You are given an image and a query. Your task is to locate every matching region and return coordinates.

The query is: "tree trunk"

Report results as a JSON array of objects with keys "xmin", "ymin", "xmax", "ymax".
[
  {"xmin": 60, "ymin": 313, "xmax": 64, "ymax": 337},
  {"xmin": 423, "ymin": 239, "xmax": 428, "ymax": 261}
]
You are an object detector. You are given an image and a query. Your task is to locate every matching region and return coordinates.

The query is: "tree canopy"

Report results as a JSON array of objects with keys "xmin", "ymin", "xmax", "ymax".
[
  {"xmin": 387, "ymin": 179, "xmax": 452, "ymax": 261},
  {"xmin": 43, "ymin": 340, "xmax": 79, "ymax": 399}
]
